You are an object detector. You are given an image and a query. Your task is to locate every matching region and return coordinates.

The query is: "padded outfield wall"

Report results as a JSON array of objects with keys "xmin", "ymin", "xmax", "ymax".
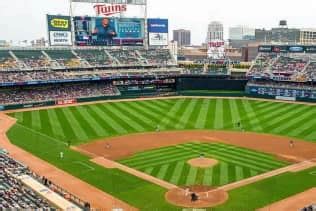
[{"xmin": 176, "ymin": 76, "xmax": 248, "ymax": 97}]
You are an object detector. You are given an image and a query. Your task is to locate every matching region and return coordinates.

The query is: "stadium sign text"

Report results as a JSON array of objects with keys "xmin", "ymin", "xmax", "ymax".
[
  {"xmin": 94, "ymin": 4, "xmax": 127, "ymax": 16},
  {"xmin": 50, "ymin": 18, "xmax": 69, "ymax": 29}
]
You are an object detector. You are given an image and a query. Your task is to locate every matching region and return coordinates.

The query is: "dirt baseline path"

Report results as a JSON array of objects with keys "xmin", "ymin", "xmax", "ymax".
[
  {"xmin": 0, "ymin": 113, "xmax": 137, "ymax": 211},
  {"xmin": 77, "ymin": 130, "xmax": 316, "ymax": 161}
]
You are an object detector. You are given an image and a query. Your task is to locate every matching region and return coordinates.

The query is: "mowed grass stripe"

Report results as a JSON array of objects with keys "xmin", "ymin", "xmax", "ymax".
[
  {"xmin": 84, "ymin": 105, "xmax": 118, "ymax": 136},
  {"xmin": 155, "ymin": 164, "xmax": 169, "ymax": 180},
  {"xmin": 54, "ymin": 109, "xmax": 79, "ymax": 141},
  {"xmin": 214, "ymin": 99, "xmax": 224, "ymax": 129},
  {"xmin": 109, "ymin": 103, "xmax": 148, "ymax": 132},
  {"xmin": 228, "ymin": 99, "xmax": 241, "ymax": 129},
  {"xmin": 169, "ymin": 161, "xmax": 185, "ymax": 185},
  {"xmin": 117, "ymin": 101, "xmax": 154, "ymax": 124},
  {"xmin": 101, "ymin": 103, "xmax": 138, "ymax": 133},
  {"xmin": 153, "ymin": 99, "xmax": 175, "ymax": 109},
  {"xmin": 160, "ymin": 99, "xmax": 187, "ymax": 130},
  {"xmin": 186, "ymin": 166, "xmax": 198, "ymax": 186},
  {"xmin": 92, "ymin": 104, "xmax": 128, "ymax": 134},
  {"xmin": 179, "ymin": 144, "xmax": 271, "ymax": 172},
  {"xmin": 175, "ymin": 99, "xmax": 198, "ymax": 129},
  {"xmin": 21, "ymin": 112, "xmax": 32, "ymax": 129},
  {"xmin": 188, "ymin": 142, "xmax": 285, "ymax": 167},
  {"xmin": 136, "ymin": 100, "xmax": 178, "ymax": 129},
  {"xmin": 68, "ymin": 107, "xmax": 98, "ymax": 139},
  {"xmin": 223, "ymin": 99, "xmax": 233, "ymax": 129},
  {"xmin": 199, "ymin": 143, "xmax": 283, "ymax": 169},
  {"xmin": 128, "ymin": 102, "xmax": 161, "ymax": 125},
  {"xmin": 46, "ymin": 109, "xmax": 66, "ymax": 139},
  {"xmin": 38, "ymin": 110, "xmax": 54, "ymax": 137},
  {"xmin": 235, "ymin": 166, "xmax": 244, "ymax": 181},
  {"xmin": 31, "ymin": 110, "xmax": 41, "ymax": 131},
  {"xmin": 241, "ymin": 100, "xmax": 263, "ymax": 131},
  {"xmin": 219, "ymin": 162, "xmax": 229, "ymax": 185},
  {"xmin": 120, "ymin": 147, "xmax": 187, "ymax": 164},
  {"xmin": 262, "ymin": 104, "xmax": 307, "ymax": 131},
  {"xmin": 289, "ymin": 112, "xmax": 316, "ymax": 140},
  {"xmin": 126, "ymin": 151, "xmax": 196, "ymax": 169},
  {"xmin": 270, "ymin": 106, "xmax": 314, "ymax": 134},
  {"xmin": 194, "ymin": 99, "xmax": 210, "ymax": 129},
  {"xmin": 75, "ymin": 106, "xmax": 108, "ymax": 137},
  {"xmin": 144, "ymin": 167, "xmax": 154, "ymax": 175},
  {"xmin": 255, "ymin": 102, "xmax": 296, "ymax": 122},
  {"xmin": 13, "ymin": 112, "xmax": 23, "ymax": 123},
  {"xmin": 139, "ymin": 100, "xmax": 170, "ymax": 114},
  {"xmin": 204, "ymin": 100, "xmax": 217, "ymax": 129},
  {"xmin": 61, "ymin": 107, "xmax": 89, "ymax": 141},
  {"xmin": 286, "ymin": 109, "xmax": 316, "ymax": 137},
  {"xmin": 186, "ymin": 99, "xmax": 203, "ymax": 129},
  {"xmin": 212, "ymin": 143, "xmax": 286, "ymax": 166},
  {"xmin": 203, "ymin": 167, "xmax": 213, "ymax": 186}
]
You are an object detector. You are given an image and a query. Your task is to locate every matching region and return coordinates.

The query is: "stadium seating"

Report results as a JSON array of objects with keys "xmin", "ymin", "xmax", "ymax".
[
  {"xmin": 46, "ymin": 50, "xmax": 82, "ymax": 68},
  {"xmin": 138, "ymin": 49, "xmax": 174, "ymax": 66},
  {"xmin": 248, "ymin": 52, "xmax": 316, "ymax": 82},
  {"xmin": 75, "ymin": 49, "xmax": 115, "ymax": 67},
  {"xmin": 0, "ymin": 50, "xmax": 17, "ymax": 71},
  {"xmin": 0, "ymin": 83, "xmax": 120, "ymax": 105},
  {"xmin": 0, "ymin": 152, "xmax": 54, "ymax": 210},
  {"xmin": 108, "ymin": 50, "xmax": 142, "ymax": 66},
  {"xmin": 12, "ymin": 50, "xmax": 50, "ymax": 69}
]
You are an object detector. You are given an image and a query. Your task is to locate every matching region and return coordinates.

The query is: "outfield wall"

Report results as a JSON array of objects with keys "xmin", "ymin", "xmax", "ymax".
[{"xmin": 176, "ymin": 77, "xmax": 248, "ymax": 91}]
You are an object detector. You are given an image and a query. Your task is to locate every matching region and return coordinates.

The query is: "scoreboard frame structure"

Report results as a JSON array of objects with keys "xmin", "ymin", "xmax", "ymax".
[{"xmin": 68, "ymin": 0, "xmax": 148, "ymax": 48}]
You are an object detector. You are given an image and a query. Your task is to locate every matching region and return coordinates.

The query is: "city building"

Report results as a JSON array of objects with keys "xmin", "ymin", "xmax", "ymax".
[
  {"xmin": 206, "ymin": 21, "xmax": 224, "ymax": 42},
  {"xmin": 229, "ymin": 26, "xmax": 255, "ymax": 40},
  {"xmin": 173, "ymin": 29, "xmax": 191, "ymax": 47},
  {"xmin": 255, "ymin": 20, "xmax": 300, "ymax": 44},
  {"xmin": 300, "ymin": 29, "xmax": 316, "ymax": 44}
]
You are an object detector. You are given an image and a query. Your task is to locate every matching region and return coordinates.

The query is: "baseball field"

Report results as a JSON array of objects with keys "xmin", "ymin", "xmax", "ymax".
[{"xmin": 5, "ymin": 97, "xmax": 316, "ymax": 210}]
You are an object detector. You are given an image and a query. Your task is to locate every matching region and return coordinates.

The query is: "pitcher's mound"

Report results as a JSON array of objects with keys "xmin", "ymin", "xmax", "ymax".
[
  {"xmin": 187, "ymin": 158, "xmax": 218, "ymax": 168},
  {"xmin": 165, "ymin": 185, "xmax": 228, "ymax": 208}
]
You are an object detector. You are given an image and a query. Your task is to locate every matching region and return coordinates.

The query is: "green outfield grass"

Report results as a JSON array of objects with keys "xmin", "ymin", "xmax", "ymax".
[
  {"xmin": 10, "ymin": 98, "xmax": 316, "ymax": 145},
  {"xmin": 120, "ymin": 142, "xmax": 288, "ymax": 187},
  {"xmin": 7, "ymin": 98, "xmax": 316, "ymax": 210}
]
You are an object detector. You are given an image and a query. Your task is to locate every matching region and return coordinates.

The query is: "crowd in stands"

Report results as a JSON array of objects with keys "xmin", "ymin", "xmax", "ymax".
[
  {"xmin": 248, "ymin": 53, "xmax": 316, "ymax": 82},
  {"xmin": 0, "ymin": 51, "xmax": 17, "ymax": 71},
  {"xmin": 0, "ymin": 151, "xmax": 54, "ymax": 210},
  {"xmin": 0, "ymin": 48, "xmax": 175, "ymax": 71},
  {"xmin": 247, "ymin": 80, "xmax": 316, "ymax": 91},
  {"xmin": 109, "ymin": 50, "xmax": 141, "ymax": 66},
  {"xmin": 75, "ymin": 49, "xmax": 114, "ymax": 67},
  {"xmin": 138, "ymin": 49, "xmax": 174, "ymax": 66},
  {"xmin": 12, "ymin": 50, "xmax": 50, "ymax": 69},
  {"xmin": 0, "ymin": 83, "xmax": 120, "ymax": 105}
]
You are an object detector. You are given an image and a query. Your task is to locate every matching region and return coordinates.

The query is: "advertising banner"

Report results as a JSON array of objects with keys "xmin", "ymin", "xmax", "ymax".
[
  {"xmin": 74, "ymin": 16, "xmax": 144, "ymax": 46},
  {"xmin": 147, "ymin": 18, "xmax": 168, "ymax": 46},
  {"xmin": 258, "ymin": 45, "xmax": 316, "ymax": 53},
  {"xmin": 47, "ymin": 15, "xmax": 72, "ymax": 46}
]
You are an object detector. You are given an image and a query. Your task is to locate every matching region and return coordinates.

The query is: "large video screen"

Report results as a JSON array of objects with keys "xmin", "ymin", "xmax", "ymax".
[{"xmin": 74, "ymin": 16, "xmax": 144, "ymax": 46}]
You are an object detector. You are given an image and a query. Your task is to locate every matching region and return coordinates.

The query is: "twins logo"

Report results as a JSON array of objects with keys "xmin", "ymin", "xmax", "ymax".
[{"xmin": 94, "ymin": 4, "xmax": 127, "ymax": 16}]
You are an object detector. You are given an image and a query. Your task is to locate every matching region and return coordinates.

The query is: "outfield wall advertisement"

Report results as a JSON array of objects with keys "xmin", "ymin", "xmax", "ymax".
[
  {"xmin": 47, "ymin": 15, "xmax": 72, "ymax": 46},
  {"xmin": 74, "ymin": 16, "xmax": 144, "ymax": 46},
  {"xmin": 147, "ymin": 19, "xmax": 168, "ymax": 46},
  {"xmin": 246, "ymin": 85, "xmax": 316, "ymax": 99},
  {"xmin": 258, "ymin": 45, "xmax": 316, "ymax": 53}
]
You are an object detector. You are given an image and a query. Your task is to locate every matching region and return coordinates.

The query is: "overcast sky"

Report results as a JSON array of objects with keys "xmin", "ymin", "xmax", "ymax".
[{"xmin": 0, "ymin": 0, "xmax": 316, "ymax": 44}]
